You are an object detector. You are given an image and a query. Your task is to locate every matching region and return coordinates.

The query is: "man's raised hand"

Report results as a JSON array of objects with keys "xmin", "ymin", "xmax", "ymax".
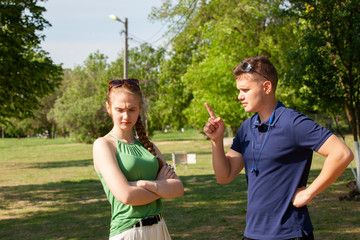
[
  {"xmin": 205, "ymin": 102, "xmax": 217, "ymax": 119},
  {"xmin": 203, "ymin": 103, "xmax": 225, "ymax": 142}
]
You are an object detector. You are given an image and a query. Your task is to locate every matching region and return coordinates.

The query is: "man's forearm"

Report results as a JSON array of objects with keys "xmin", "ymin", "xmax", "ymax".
[{"xmin": 211, "ymin": 139, "xmax": 232, "ymax": 184}]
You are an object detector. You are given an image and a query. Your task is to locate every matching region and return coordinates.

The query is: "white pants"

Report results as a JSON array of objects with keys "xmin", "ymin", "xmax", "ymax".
[{"xmin": 109, "ymin": 218, "xmax": 171, "ymax": 240}]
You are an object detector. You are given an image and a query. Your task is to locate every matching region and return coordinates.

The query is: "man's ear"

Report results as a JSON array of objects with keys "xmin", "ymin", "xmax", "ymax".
[{"xmin": 263, "ymin": 81, "xmax": 272, "ymax": 94}]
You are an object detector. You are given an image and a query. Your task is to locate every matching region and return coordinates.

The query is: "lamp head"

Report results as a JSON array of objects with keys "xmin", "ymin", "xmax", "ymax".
[{"xmin": 109, "ymin": 14, "xmax": 121, "ymax": 22}]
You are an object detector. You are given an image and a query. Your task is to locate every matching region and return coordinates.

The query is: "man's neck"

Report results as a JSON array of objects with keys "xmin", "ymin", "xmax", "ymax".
[{"xmin": 258, "ymin": 100, "xmax": 278, "ymax": 123}]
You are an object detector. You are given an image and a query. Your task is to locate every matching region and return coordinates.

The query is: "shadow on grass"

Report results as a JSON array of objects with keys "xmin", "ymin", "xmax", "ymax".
[
  {"xmin": 163, "ymin": 174, "xmax": 248, "ymax": 240},
  {"xmin": 166, "ymin": 169, "xmax": 360, "ymax": 240},
  {"xmin": 0, "ymin": 180, "xmax": 109, "ymax": 240},
  {"xmin": 305, "ymin": 168, "xmax": 360, "ymax": 240},
  {"xmin": 0, "ymin": 169, "xmax": 359, "ymax": 240},
  {"xmin": 25, "ymin": 159, "xmax": 93, "ymax": 169}
]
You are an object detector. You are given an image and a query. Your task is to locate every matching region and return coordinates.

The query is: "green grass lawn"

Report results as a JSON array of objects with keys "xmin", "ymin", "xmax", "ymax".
[{"xmin": 0, "ymin": 131, "xmax": 359, "ymax": 239}]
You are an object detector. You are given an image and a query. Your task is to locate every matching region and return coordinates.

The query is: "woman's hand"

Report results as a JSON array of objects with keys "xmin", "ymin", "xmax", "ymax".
[
  {"xmin": 157, "ymin": 164, "xmax": 176, "ymax": 180},
  {"xmin": 130, "ymin": 164, "xmax": 183, "ymax": 199}
]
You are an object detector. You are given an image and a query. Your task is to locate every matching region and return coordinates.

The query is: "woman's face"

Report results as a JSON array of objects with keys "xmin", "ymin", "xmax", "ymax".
[{"xmin": 106, "ymin": 90, "xmax": 141, "ymax": 131}]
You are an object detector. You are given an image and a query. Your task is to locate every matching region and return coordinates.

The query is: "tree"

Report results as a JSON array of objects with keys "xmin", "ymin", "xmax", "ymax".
[
  {"xmin": 285, "ymin": 0, "xmax": 360, "ymax": 188},
  {"xmin": 151, "ymin": 0, "xmax": 299, "ymax": 132},
  {"xmin": 148, "ymin": 0, "xmax": 204, "ymax": 131},
  {"xmin": 0, "ymin": 0, "xmax": 62, "ymax": 124},
  {"xmin": 0, "ymin": 81, "xmax": 63, "ymax": 138},
  {"xmin": 25, "ymin": 90, "xmax": 59, "ymax": 138},
  {"xmin": 50, "ymin": 44, "xmax": 166, "ymax": 143},
  {"xmin": 150, "ymin": 46, "xmax": 194, "ymax": 131},
  {"xmin": 51, "ymin": 52, "xmax": 111, "ymax": 143}
]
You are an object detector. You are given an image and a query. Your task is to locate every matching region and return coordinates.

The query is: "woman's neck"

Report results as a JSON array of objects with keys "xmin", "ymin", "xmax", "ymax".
[{"xmin": 110, "ymin": 128, "xmax": 135, "ymax": 144}]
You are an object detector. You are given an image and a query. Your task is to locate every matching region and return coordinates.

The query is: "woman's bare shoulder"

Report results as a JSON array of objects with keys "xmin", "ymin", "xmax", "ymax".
[
  {"xmin": 93, "ymin": 135, "xmax": 116, "ymax": 153},
  {"xmin": 93, "ymin": 135, "xmax": 117, "ymax": 172}
]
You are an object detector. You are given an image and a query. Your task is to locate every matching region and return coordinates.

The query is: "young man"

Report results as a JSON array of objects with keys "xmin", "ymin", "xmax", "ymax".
[{"xmin": 203, "ymin": 55, "xmax": 353, "ymax": 240}]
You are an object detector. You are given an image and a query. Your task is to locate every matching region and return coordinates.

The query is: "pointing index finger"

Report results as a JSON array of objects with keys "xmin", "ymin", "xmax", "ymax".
[{"xmin": 205, "ymin": 102, "xmax": 217, "ymax": 118}]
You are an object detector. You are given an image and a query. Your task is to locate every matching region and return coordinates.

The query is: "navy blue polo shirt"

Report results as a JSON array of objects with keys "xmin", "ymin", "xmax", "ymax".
[{"xmin": 231, "ymin": 102, "xmax": 332, "ymax": 240}]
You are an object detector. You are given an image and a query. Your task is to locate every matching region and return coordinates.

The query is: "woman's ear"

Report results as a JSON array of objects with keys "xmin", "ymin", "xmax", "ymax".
[{"xmin": 106, "ymin": 101, "xmax": 112, "ymax": 116}]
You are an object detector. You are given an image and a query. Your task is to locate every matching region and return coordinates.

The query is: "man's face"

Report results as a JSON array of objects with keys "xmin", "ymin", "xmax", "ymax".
[{"xmin": 236, "ymin": 73, "xmax": 267, "ymax": 113}]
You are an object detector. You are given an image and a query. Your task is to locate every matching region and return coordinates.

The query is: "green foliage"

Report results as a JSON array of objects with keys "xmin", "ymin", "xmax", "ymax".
[
  {"xmin": 1, "ymin": 118, "xmax": 33, "ymax": 137},
  {"xmin": 151, "ymin": 0, "xmax": 299, "ymax": 132},
  {"xmin": 128, "ymin": 44, "xmax": 166, "ymax": 135},
  {"xmin": 50, "ymin": 45, "xmax": 165, "ymax": 143},
  {"xmin": 0, "ymin": 0, "xmax": 62, "ymax": 123},
  {"xmin": 182, "ymin": 53, "xmax": 247, "ymax": 130},
  {"xmin": 5, "ymin": 0, "xmax": 356, "ymax": 145},
  {"xmin": 2, "ymin": 90, "xmax": 60, "ymax": 138},
  {"xmin": 150, "ymin": 52, "xmax": 193, "ymax": 131},
  {"xmin": 285, "ymin": 0, "xmax": 360, "ymax": 140},
  {"xmin": 51, "ymin": 52, "xmax": 112, "ymax": 143}
]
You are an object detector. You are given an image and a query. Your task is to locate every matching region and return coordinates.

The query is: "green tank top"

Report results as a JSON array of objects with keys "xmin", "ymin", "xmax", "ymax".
[{"xmin": 97, "ymin": 135, "xmax": 163, "ymax": 238}]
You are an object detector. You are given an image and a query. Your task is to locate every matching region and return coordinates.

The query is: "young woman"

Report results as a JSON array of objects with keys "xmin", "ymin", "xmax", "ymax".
[{"xmin": 93, "ymin": 79, "xmax": 184, "ymax": 240}]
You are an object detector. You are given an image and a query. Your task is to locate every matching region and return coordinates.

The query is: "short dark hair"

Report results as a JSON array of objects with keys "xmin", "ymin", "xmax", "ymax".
[{"xmin": 233, "ymin": 55, "xmax": 278, "ymax": 91}]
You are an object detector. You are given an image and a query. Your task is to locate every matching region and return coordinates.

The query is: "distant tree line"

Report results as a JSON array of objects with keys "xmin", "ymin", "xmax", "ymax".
[{"xmin": 1, "ymin": 0, "xmax": 359, "ymax": 146}]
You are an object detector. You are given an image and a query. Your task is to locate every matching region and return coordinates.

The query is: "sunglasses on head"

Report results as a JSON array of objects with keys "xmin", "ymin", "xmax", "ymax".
[
  {"xmin": 241, "ymin": 62, "xmax": 270, "ymax": 81},
  {"xmin": 108, "ymin": 79, "xmax": 139, "ymax": 89}
]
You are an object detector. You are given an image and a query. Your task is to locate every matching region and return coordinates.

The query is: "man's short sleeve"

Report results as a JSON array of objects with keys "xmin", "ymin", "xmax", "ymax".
[
  {"xmin": 291, "ymin": 112, "xmax": 332, "ymax": 152},
  {"xmin": 231, "ymin": 127, "xmax": 242, "ymax": 154}
]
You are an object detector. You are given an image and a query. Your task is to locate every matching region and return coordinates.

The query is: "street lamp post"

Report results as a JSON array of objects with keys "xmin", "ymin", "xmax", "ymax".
[{"xmin": 109, "ymin": 14, "xmax": 128, "ymax": 79}]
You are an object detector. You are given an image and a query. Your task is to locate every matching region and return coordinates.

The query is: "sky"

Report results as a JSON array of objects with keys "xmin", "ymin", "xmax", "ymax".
[{"xmin": 40, "ymin": 0, "xmax": 169, "ymax": 69}]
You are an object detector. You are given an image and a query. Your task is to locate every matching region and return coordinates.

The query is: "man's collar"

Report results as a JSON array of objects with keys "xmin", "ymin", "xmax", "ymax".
[{"xmin": 252, "ymin": 102, "xmax": 286, "ymax": 128}]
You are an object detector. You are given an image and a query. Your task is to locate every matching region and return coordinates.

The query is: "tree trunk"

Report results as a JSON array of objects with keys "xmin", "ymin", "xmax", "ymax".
[
  {"xmin": 355, "ymin": 142, "xmax": 360, "ymax": 191},
  {"xmin": 53, "ymin": 124, "xmax": 57, "ymax": 139}
]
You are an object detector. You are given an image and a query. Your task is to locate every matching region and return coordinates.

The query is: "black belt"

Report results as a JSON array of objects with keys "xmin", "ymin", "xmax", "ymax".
[{"xmin": 134, "ymin": 214, "xmax": 162, "ymax": 228}]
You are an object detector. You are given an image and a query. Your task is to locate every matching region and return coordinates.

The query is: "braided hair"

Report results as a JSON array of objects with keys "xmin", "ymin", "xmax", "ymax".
[
  {"xmin": 135, "ymin": 116, "xmax": 164, "ymax": 170},
  {"xmin": 107, "ymin": 80, "xmax": 164, "ymax": 170}
]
